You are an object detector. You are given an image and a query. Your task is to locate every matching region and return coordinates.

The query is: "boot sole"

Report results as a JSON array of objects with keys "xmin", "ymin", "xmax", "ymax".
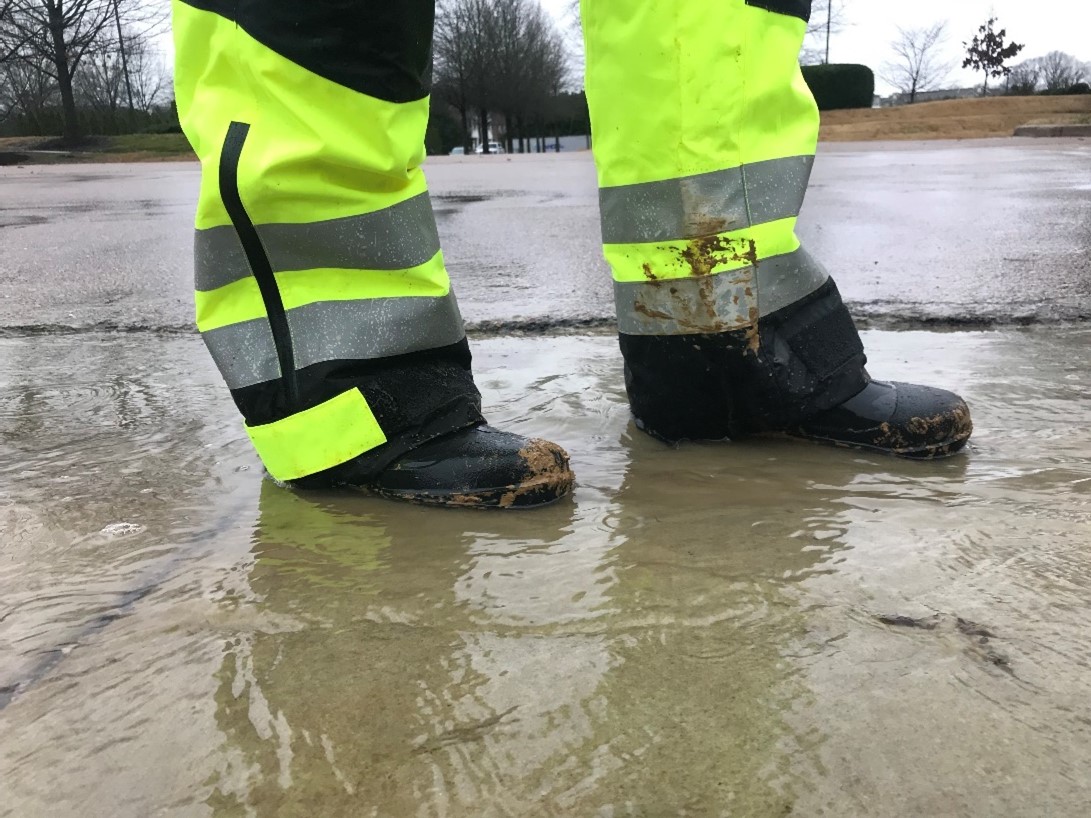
[
  {"xmin": 369, "ymin": 470, "xmax": 576, "ymax": 509},
  {"xmin": 782, "ymin": 426, "xmax": 972, "ymax": 459}
]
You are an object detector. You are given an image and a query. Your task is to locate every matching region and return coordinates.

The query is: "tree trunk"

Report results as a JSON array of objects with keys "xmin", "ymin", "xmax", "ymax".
[
  {"xmin": 112, "ymin": 0, "xmax": 135, "ymax": 130},
  {"xmin": 48, "ymin": 7, "xmax": 80, "ymax": 145},
  {"xmin": 478, "ymin": 108, "xmax": 490, "ymax": 153},
  {"xmin": 458, "ymin": 102, "xmax": 471, "ymax": 153}
]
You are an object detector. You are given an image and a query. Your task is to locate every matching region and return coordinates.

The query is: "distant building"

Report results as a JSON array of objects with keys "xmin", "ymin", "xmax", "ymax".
[{"xmin": 878, "ymin": 87, "xmax": 979, "ymax": 107}]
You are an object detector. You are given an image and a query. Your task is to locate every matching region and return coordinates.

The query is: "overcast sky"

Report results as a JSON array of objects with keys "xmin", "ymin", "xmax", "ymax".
[
  {"xmin": 541, "ymin": 0, "xmax": 1091, "ymax": 95},
  {"xmin": 157, "ymin": 1, "xmax": 1087, "ymax": 97}
]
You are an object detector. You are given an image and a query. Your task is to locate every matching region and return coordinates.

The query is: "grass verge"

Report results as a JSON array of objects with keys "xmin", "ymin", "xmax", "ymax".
[
  {"xmin": 0, "ymin": 133, "xmax": 195, "ymax": 164},
  {"xmin": 819, "ymin": 94, "xmax": 1091, "ymax": 141}
]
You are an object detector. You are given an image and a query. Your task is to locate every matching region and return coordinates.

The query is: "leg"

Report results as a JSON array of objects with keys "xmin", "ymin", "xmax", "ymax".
[
  {"xmin": 172, "ymin": 0, "xmax": 573, "ymax": 505},
  {"xmin": 581, "ymin": 0, "xmax": 971, "ymax": 457}
]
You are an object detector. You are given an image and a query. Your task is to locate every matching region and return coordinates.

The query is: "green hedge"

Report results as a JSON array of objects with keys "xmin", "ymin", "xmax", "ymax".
[{"xmin": 801, "ymin": 64, "xmax": 875, "ymax": 111}]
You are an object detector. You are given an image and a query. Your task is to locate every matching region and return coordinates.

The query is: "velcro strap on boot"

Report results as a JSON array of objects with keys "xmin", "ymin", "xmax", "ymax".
[{"xmin": 245, "ymin": 388, "xmax": 387, "ymax": 482}]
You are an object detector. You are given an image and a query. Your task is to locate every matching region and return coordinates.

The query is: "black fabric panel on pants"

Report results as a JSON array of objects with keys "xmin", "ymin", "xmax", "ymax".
[
  {"xmin": 619, "ymin": 278, "xmax": 867, "ymax": 441},
  {"xmin": 177, "ymin": 0, "xmax": 435, "ymax": 103},
  {"xmin": 744, "ymin": 0, "xmax": 812, "ymax": 22},
  {"xmin": 233, "ymin": 339, "xmax": 485, "ymax": 484}
]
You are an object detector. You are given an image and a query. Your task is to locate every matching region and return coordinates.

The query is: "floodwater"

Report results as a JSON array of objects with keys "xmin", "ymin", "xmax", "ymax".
[{"xmin": 2, "ymin": 327, "xmax": 1090, "ymax": 817}]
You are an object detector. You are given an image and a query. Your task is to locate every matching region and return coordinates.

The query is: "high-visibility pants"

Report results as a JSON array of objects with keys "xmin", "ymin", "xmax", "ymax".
[
  {"xmin": 173, "ymin": 0, "xmax": 867, "ymax": 481},
  {"xmin": 173, "ymin": 0, "xmax": 484, "ymax": 484},
  {"xmin": 583, "ymin": 0, "xmax": 867, "ymax": 441}
]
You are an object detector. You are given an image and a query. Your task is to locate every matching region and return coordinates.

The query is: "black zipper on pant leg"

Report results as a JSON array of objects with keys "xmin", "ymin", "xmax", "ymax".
[{"xmin": 218, "ymin": 121, "xmax": 301, "ymax": 411}]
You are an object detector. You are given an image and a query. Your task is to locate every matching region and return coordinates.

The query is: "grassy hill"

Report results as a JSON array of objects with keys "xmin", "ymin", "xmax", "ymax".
[{"xmin": 820, "ymin": 94, "xmax": 1091, "ymax": 141}]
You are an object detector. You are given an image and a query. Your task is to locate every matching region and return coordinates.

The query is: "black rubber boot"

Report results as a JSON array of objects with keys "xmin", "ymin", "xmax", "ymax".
[
  {"xmin": 302, "ymin": 424, "xmax": 575, "ymax": 509},
  {"xmin": 368, "ymin": 425, "xmax": 575, "ymax": 508},
  {"xmin": 788, "ymin": 379, "xmax": 972, "ymax": 459}
]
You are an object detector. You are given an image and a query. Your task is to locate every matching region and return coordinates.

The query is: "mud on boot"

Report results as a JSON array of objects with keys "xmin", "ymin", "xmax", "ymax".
[
  {"xmin": 788, "ymin": 379, "xmax": 973, "ymax": 459},
  {"xmin": 367, "ymin": 425, "xmax": 575, "ymax": 508},
  {"xmin": 294, "ymin": 425, "xmax": 575, "ymax": 509}
]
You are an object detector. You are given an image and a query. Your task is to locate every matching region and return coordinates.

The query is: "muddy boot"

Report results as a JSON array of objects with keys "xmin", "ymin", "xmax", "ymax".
[
  {"xmin": 621, "ymin": 279, "xmax": 973, "ymax": 460},
  {"xmin": 368, "ymin": 425, "xmax": 575, "ymax": 508},
  {"xmin": 788, "ymin": 379, "xmax": 972, "ymax": 459},
  {"xmin": 295, "ymin": 424, "xmax": 575, "ymax": 509}
]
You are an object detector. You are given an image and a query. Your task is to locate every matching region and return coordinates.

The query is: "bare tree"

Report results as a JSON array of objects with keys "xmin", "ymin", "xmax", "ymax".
[
  {"xmin": 0, "ymin": 51, "xmax": 56, "ymax": 127},
  {"xmin": 1039, "ymin": 51, "xmax": 1085, "ymax": 92},
  {"xmin": 0, "ymin": 0, "xmax": 164, "ymax": 143},
  {"xmin": 1006, "ymin": 59, "xmax": 1041, "ymax": 95},
  {"xmin": 1, "ymin": 0, "xmax": 118, "ymax": 143},
  {"xmin": 74, "ymin": 23, "xmax": 161, "ymax": 121},
  {"xmin": 123, "ymin": 25, "xmax": 163, "ymax": 112},
  {"xmin": 880, "ymin": 22, "xmax": 951, "ymax": 104},
  {"xmin": 435, "ymin": 0, "xmax": 569, "ymax": 154},
  {"xmin": 492, "ymin": 0, "xmax": 568, "ymax": 152},
  {"xmin": 0, "ymin": 0, "xmax": 32, "ymax": 64},
  {"xmin": 434, "ymin": 0, "xmax": 477, "ymax": 152},
  {"xmin": 802, "ymin": 0, "xmax": 846, "ymax": 65}
]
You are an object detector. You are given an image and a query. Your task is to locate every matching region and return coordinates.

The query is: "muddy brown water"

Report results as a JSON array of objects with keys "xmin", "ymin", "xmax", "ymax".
[{"xmin": 1, "ymin": 328, "xmax": 1090, "ymax": 817}]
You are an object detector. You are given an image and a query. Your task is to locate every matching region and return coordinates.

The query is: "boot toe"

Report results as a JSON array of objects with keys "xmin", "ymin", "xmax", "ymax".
[
  {"xmin": 792, "ymin": 380, "xmax": 972, "ymax": 459},
  {"xmin": 370, "ymin": 425, "xmax": 575, "ymax": 508}
]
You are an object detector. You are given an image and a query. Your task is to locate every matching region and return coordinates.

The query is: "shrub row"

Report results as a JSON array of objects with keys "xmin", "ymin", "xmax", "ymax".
[{"xmin": 801, "ymin": 64, "xmax": 875, "ymax": 110}]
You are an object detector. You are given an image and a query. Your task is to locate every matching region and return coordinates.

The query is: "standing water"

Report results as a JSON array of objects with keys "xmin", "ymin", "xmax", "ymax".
[{"xmin": 1, "ymin": 328, "xmax": 1090, "ymax": 817}]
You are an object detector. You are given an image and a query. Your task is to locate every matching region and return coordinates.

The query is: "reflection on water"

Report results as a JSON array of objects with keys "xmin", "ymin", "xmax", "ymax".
[{"xmin": 2, "ymin": 330, "xmax": 1091, "ymax": 816}]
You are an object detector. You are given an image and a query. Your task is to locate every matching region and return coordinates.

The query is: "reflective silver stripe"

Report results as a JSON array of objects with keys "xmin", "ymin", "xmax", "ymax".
[
  {"xmin": 202, "ymin": 291, "xmax": 465, "ymax": 389},
  {"xmin": 194, "ymin": 192, "xmax": 442, "ymax": 292},
  {"xmin": 202, "ymin": 317, "xmax": 281, "ymax": 388},
  {"xmin": 599, "ymin": 155, "xmax": 813, "ymax": 245},
  {"xmin": 614, "ymin": 248, "xmax": 828, "ymax": 336},
  {"xmin": 756, "ymin": 246, "xmax": 829, "ymax": 317}
]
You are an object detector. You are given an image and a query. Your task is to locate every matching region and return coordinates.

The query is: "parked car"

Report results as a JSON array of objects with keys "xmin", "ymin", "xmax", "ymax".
[
  {"xmin": 449, "ymin": 146, "xmax": 465, "ymax": 156},
  {"xmin": 474, "ymin": 141, "xmax": 505, "ymax": 155}
]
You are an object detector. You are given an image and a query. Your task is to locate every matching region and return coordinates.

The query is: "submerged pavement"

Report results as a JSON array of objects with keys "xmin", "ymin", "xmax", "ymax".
[{"xmin": 1, "ymin": 141, "xmax": 1091, "ymax": 816}]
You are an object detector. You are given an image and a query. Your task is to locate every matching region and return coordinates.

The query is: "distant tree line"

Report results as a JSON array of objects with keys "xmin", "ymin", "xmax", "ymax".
[
  {"xmin": 1006, "ymin": 51, "xmax": 1090, "ymax": 96},
  {"xmin": 433, "ymin": 0, "xmax": 573, "ymax": 154},
  {"xmin": 878, "ymin": 15, "xmax": 1089, "ymax": 104},
  {"xmin": 0, "ymin": 0, "xmax": 170, "ymax": 144}
]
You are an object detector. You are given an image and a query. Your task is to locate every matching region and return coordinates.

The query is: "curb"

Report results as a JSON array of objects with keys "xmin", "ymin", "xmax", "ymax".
[{"xmin": 1013, "ymin": 124, "xmax": 1091, "ymax": 137}]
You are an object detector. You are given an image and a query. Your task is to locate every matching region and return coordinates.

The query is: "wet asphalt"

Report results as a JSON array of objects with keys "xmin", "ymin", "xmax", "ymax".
[{"xmin": 0, "ymin": 136, "xmax": 1088, "ymax": 333}]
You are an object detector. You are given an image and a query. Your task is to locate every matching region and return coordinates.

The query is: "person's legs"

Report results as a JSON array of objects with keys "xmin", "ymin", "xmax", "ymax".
[
  {"xmin": 581, "ymin": 0, "xmax": 971, "ymax": 456},
  {"xmin": 172, "ymin": 0, "xmax": 573, "ymax": 505}
]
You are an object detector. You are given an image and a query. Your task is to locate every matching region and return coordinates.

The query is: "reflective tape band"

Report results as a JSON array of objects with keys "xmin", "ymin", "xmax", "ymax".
[
  {"xmin": 195, "ymin": 251, "xmax": 451, "ymax": 332},
  {"xmin": 755, "ymin": 246, "xmax": 829, "ymax": 317},
  {"xmin": 598, "ymin": 155, "xmax": 813, "ymax": 245},
  {"xmin": 605, "ymin": 217, "xmax": 800, "ymax": 284},
  {"xmin": 614, "ymin": 248, "xmax": 829, "ymax": 335},
  {"xmin": 202, "ymin": 315, "xmax": 280, "ymax": 387},
  {"xmin": 203, "ymin": 290, "xmax": 467, "ymax": 389},
  {"xmin": 245, "ymin": 388, "xmax": 387, "ymax": 482},
  {"xmin": 195, "ymin": 192, "xmax": 442, "ymax": 292}
]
